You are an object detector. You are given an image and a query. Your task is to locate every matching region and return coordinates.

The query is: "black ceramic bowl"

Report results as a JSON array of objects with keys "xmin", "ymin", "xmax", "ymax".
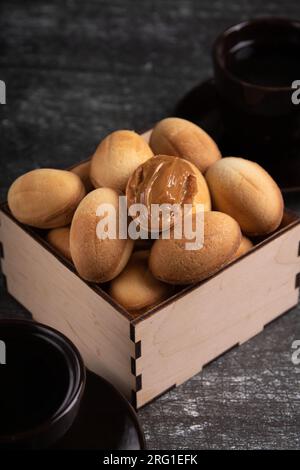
[
  {"xmin": 0, "ymin": 319, "xmax": 85, "ymax": 449},
  {"xmin": 213, "ymin": 17, "xmax": 300, "ymax": 151}
]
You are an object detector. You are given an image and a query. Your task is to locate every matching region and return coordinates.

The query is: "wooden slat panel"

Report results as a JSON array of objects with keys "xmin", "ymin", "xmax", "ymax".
[
  {"xmin": 135, "ymin": 222, "xmax": 300, "ymax": 408},
  {"xmin": 0, "ymin": 211, "xmax": 134, "ymax": 398}
]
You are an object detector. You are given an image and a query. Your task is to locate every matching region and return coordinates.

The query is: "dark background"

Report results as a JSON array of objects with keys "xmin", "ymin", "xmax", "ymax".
[{"xmin": 1, "ymin": 0, "xmax": 300, "ymax": 450}]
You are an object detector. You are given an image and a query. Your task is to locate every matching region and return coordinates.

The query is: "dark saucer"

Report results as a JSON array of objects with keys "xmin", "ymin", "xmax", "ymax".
[
  {"xmin": 52, "ymin": 371, "xmax": 145, "ymax": 450},
  {"xmin": 175, "ymin": 79, "xmax": 300, "ymax": 193}
]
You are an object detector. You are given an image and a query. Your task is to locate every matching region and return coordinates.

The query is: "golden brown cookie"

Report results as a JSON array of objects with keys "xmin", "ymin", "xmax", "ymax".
[
  {"xmin": 205, "ymin": 157, "xmax": 284, "ymax": 236},
  {"xmin": 150, "ymin": 117, "xmax": 221, "ymax": 173},
  {"xmin": 47, "ymin": 226, "xmax": 72, "ymax": 261},
  {"xmin": 70, "ymin": 188, "xmax": 134, "ymax": 282},
  {"xmin": 109, "ymin": 250, "xmax": 172, "ymax": 311},
  {"xmin": 233, "ymin": 236, "xmax": 253, "ymax": 259},
  {"xmin": 8, "ymin": 169, "xmax": 86, "ymax": 229},
  {"xmin": 90, "ymin": 130, "xmax": 153, "ymax": 191},
  {"xmin": 149, "ymin": 211, "xmax": 241, "ymax": 284},
  {"xmin": 71, "ymin": 160, "xmax": 93, "ymax": 192},
  {"xmin": 126, "ymin": 155, "xmax": 211, "ymax": 232}
]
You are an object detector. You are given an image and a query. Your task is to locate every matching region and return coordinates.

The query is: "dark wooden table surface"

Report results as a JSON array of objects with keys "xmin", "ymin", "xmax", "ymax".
[{"xmin": 1, "ymin": 0, "xmax": 300, "ymax": 450}]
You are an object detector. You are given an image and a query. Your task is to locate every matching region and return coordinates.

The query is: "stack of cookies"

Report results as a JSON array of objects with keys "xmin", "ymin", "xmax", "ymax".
[{"xmin": 7, "ymin": 117, "xmax": 284, "ymax": 314}]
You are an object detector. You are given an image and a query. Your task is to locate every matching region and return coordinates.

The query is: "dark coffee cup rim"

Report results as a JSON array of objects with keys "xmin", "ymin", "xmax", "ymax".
[
  {"xmin": 213, "ymin": 16, "xmax": 300, "ymax": 92},
  {"xmin": 0, "ymin": 318, "xmax": 86, "ymax": 446}
]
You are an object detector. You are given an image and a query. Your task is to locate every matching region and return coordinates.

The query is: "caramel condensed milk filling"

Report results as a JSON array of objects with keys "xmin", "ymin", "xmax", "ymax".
[{"xmin": 126, "ymin": 155, "xmax": 200, "ymax": 231}]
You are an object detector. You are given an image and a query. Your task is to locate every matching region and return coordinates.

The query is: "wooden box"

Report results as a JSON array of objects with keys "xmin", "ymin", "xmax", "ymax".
[{"xmin": 1, "ymin": 159, "xmax": 300, "ymax": 409}]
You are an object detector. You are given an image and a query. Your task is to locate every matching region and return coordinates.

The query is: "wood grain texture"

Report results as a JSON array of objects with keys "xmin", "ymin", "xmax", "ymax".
[
  {"xmin": 2, "ymin": 202, "xmax": 298, "ymax": 412},
  {"xmin": 134, "ymin": 219, "xmax": 300, "ymax": 407},
  {"xmin": 1, "ymin": 0, "xmax": 300, "ymax": 450}
]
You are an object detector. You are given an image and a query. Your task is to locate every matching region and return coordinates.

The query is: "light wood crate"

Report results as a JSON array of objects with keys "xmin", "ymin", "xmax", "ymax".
[{"xmin": 0, "ymin": 169, "xmax": 299, "ymax": 409}]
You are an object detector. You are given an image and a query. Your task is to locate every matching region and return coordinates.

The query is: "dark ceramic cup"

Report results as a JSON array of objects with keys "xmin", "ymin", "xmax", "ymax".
[
  {"xmin": 0, "ymin": 319, "xmax": 85, "ymax": 449},
  {"xmin": 212, "ymin": 17, "xmax": 300, "ymax": 157}
]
